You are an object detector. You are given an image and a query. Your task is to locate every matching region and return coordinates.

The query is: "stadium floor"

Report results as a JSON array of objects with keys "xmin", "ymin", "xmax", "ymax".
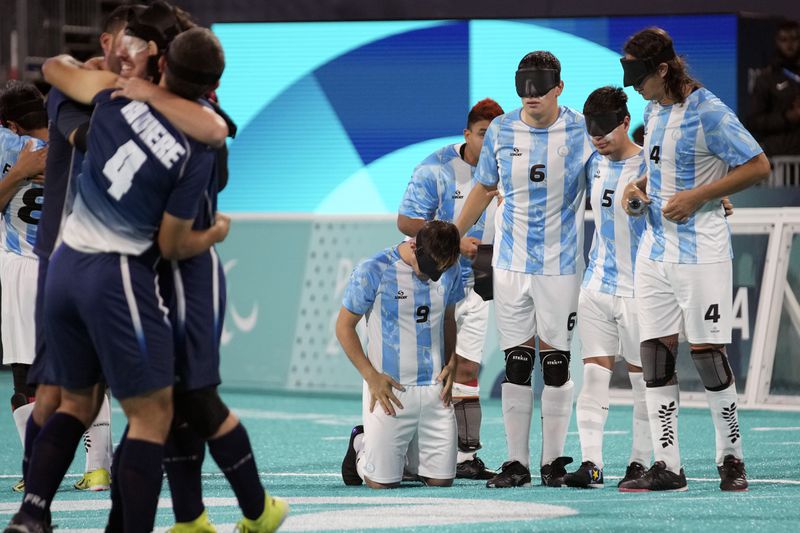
[{"xmin": 0, "ymin": 372, "xmax": 798, "ymax": 532}]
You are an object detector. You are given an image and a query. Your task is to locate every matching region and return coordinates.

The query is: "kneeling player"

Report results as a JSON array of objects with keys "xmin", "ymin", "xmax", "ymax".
[{"xmin": 338, "ymin": 221, "xmax": 463, "ymax": 488}]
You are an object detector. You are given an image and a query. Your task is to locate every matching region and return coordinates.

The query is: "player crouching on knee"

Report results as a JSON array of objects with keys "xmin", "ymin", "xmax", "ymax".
[{"xmin": 337, "ymin": 221, "xmax": 464, "ymax": 489}]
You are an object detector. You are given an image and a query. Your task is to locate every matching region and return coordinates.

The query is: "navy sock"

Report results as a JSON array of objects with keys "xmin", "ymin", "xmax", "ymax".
[
  {"xmin": 207, "ymin": 424, "xmax": 264, "ymax": 519},
  {"xmin": 22, "ymin": 416, "xmax": 42, "ymax": 482},
  {"xmin": 20, "ymin": 413, "xmax": 86, "ymax": 521},
  {"xmin": 164, "ymin": 422, "xmax": 206, "ymax": 522},
  {"xmin": 106, "ymin": 426, "xmax": 128, "ymax": 532},
  {"xmin": 118, "ymin": 439, "xmax": 165, "ymax": 533}
]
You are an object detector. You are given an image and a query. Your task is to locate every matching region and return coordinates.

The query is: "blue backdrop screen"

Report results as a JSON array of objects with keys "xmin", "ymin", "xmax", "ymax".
[{"xmin": 212, "ymin": 15, "xmax": 737, "ymax": 213}]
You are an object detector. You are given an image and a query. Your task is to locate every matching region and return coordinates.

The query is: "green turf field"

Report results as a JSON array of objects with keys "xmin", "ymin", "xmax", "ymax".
[{"xmin": 0, "ymin": 372, "xmax": 798, "ymax": 532}]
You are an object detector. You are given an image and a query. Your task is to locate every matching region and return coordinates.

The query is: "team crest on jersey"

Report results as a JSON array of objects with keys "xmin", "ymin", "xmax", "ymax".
[
  {"xmin": 510, "ymin": 147, "xmax": 522, "ymax": 157},
  {"xmin": 452, "ymin": 189, "xmax": 464, "ymax": 199},
  {"xmin": 395, "ymin": 290, "xmax": 408, "ymax": 300},
  {"xmin": 672, "ymin": 129, "xmax": 683, "ymax": 141},
  {"xmin": 593, "ymin": 168, "xmax": 602, "ymax": 180},
  {"xmin": 557, "ymin": 145, "xmax": 570, "ymax": 157}
]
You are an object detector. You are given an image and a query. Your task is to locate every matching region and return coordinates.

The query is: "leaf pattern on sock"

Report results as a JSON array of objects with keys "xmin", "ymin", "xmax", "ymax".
[
  {"xmin": 658, "ymin": 401, "xmax": 677, "ymax": 448},
  {"xmin": 721, "ymin": 402, "xmax": 740, "ymax": 444}
]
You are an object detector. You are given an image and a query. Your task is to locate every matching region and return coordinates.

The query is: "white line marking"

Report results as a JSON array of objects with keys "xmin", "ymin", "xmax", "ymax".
[
  {"xmin": 321, "ymin": 436, "xmax": 350, "ymax": 441},
  {"xmin": 751, "ymin": 426, "xmax": 800, "ymax": 432}
]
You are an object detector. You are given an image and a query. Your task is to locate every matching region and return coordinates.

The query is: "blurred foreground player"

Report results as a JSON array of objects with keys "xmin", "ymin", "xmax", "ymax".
[
  {"xmin": 619, "ymin": 27, "xmax": 769, "ymax": 492},
  {"xmin": 397, "ymin": 98, "xmax": 504, "ymax": 480},
  {"xmin": 339, "ymin": 221, "xmax": 463, "ymax": 489}
]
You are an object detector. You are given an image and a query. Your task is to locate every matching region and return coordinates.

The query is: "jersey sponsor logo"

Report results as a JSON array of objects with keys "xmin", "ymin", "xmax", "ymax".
[
  {"xmin": 395, "ymin": 290, "xmax": 408, "ymax": 300},
  {"xmin": 452, "ymin": 189, "xmax": 464, "ymax": 199},
  {"xmin": 510, "ymin": 147, "xmax": 522, "ymax": 157},
  {"xmin": 120, "ymin": 100, "xmax": 186, "ymax": 169}
]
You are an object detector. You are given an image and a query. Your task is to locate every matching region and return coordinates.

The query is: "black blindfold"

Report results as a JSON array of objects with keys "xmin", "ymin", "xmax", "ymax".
[
  {"xmin": 620, "ymin": 44, "xmax": 676, "ymax": 87},
  {"xmin": 585, "ymin": 109, "xmax": 628, "ymax": 137},
  {"xmin": 515, "ymin": 68, "xmax": 560, "ymax": 98}
]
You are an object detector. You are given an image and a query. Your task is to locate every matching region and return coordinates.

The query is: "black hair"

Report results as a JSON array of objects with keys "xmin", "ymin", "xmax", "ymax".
[
  {"xmin": 0, "ymin": 81, "xmax": 46, "ymax": 131},
  {"xmin": 518, "ymin": 51, "xmax": 561, "ymax": 74},
  {"xmin": 163, "ymin": 28, "xmax": 225, "ymax": 100},
  {"xmin": 416, "ymin": 220, "xmax": 460, "ymax": 271},
  {"xmin": 583, "ymin": 86, "xmax": 630, "ymax": 118}
]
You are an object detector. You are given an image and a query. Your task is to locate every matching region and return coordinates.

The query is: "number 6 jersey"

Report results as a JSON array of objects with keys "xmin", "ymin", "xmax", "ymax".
[
  {"xmin": 63, "ymin": 89, "xmax": 214, "ymax": 255},
  {"xmin": 0, "ymin": 127, "xmax": 46, "ymax": 258}
]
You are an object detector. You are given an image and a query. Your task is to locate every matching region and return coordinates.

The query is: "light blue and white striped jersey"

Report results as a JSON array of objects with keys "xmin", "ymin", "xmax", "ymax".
[
  {"xmin": 583, "ymin": 150, "xmax": 648, "ymax": 297},
  {"xmin": 640, "ymin": 88, "xmax": 763, "ymax": 264},
  {"xmin": 475, "ymin": 107, "xmax": 595, "ymax": 275},
  {"xmin": 0, "ymin": 127, "xmax": 45, "ymax": 258},
  {"xmin": 398, "ymin": 143, "xmax": 497, "ymax": 287},
  {"xmin": 342, "ymin": 245, "xmax": 465, "ymax": 386}
]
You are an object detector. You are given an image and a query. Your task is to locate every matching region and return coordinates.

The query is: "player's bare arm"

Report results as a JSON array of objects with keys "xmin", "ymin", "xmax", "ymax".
[
  {"xmin": 158, "ymin": 212, "xmax": 230, "ymax": 260},
  {"xmin": 0, "ymin": 140, "xmax": 47, "ymax": 210},
  {"xmin": 42, "ymin": 55, "xmax": 118, "ymax": 105},
  {"xmin": 111, "ymin": 77, "xmax": 228, "ymax": 148},
  {"xmin": 437, "ymin": 305, "xmax": 458, "ymax": 406},
  {"xmin": 397, "ymin": 214, "xmax": 426, "ymax": 238},
  {"xmin": 662, "ymin": 153, "xmax": 770, "ymax": 223},
  {"xmin": 621, "ymin": 175, "xmax": 650, "ymax": 215},
  {"xmin": 454, "ymin": 182, "xmax": 496, "ymax": 258},
  {"xmin": 335, "ymin": 307, "xmax": 405, "ymax": 416}
]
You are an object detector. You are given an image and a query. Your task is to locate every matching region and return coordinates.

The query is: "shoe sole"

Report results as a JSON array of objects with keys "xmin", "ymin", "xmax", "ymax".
[
  {"xmin": 618, "ymin": 485, "xmax": 688, "ymax": 493},
  {"xmin": 486, "ymin": 482, "xmax": 531, "ymax": 488},
  {"xmin": 721, "ymin": 487, "xmax": 749, "ymax": 492},
  {"xmin": 564, "ymin": 482, "xmax": 604, "ymax": 489}
]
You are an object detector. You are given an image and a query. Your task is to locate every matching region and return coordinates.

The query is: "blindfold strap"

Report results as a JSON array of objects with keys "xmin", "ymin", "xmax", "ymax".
[{"xmin": 166, "ymin": 50, "xmax": 221, "ymax": 85}]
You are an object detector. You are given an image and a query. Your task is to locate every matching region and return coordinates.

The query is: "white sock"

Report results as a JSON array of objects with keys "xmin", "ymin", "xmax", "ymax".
[
  {"xmin": 12, "ymin": 402, "xmax": 35, "ymax": 448},
  {"xmin": 457, "ymin": 450, "xmax": 476, "ymax": 463},
  {"xmin": 452, "ymin": 382, "xmax": 479, "ymax": 399},
  {"xmin": 705, "ymin": 382, "xmax": 744, "ymax": 465},
  {"xmin": 646, "ymin": 383, "xmax": 681, "ymax": 473},
  {"xmin": 541, "ymin": 380, "xmax": 575, "ymax": 466},
  {"xmin": 501, "ymin": 382, "xmax": 533, "ymax": 468},
  {"xmin": 85, "ymin": 394, "xmax": 112, "ymax": 472},
  {"xmin": 576, "ymin": 365, "xmax": 611, "ymax": 469},
  {"xmin": 628, "ymin": 372, "xmax": 652, "ymax": 466}
]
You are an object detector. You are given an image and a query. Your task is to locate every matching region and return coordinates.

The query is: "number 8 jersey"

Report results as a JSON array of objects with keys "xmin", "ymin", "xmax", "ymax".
[
  {"xmin": 63, "ymin": 90, "xmax": 214, "ymax": 255},
  {"xmin": 0, "ymin": 127, "xmax": 46, "ymax": 258}
]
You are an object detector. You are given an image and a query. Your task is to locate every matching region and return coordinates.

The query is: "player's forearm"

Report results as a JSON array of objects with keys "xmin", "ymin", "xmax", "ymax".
[
  {"xmin": 335, "ymin": 319, "xmax": 379, "ymax": 381},
  {"xmin": 397, "ymin": 215, "xmax": 426, "ymax": 238},
  {"xmin": 145, "ymin": 88, "xmax": 228, "ymax": 148},
  {"xmin": 443, "ymin": 312, "xmax": 457, "ymax": 366},
  {"xmin": 454, "ymin": 183, "xmax": 494, "ymax": 236},
  {"xmin": 160, "ymin": 227, "xmax": 222, "ymax": 261},
  {"xmin": 42, "ymin": 55, "xmax": 115, "ymax": 105},
  {"xmin": 694, "ymin": 153, "xmax": 770, "ymax": 203}
]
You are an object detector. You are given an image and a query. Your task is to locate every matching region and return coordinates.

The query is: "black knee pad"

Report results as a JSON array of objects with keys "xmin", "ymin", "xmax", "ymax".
[
  {"xmin": 691, "ymin": 347, "xmax": 733, "ymax": 391},
  {"xmin": 174, "ymin": 386, "xmax": 230, "ymax": 439},
  {"xmin": 454, "ymin": 398, "xmax": 482, "ymax": 452},
  {"xmin": 504, "ymin": 346, "xmax": 535, "ymax": 386},
  {"xmin": 472, "ymin": 245, "xmax": 493, "ymax": 301},
  {"xmin": 641, "ymin": 339, "xmax": 677, "ymax": 387},
  {"xmin": 540, "ymin": 350, "xmax": 570, "ymax": 386}
]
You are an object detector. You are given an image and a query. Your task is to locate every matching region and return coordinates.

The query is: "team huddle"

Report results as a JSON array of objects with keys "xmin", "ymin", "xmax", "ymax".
[
  {"xmin": 337, "ymin": 28, "xmax": 770, "ymax": 493},
  {"xmin": 0, "ymin": 2, "xmax": 287, "ymax": 532}
]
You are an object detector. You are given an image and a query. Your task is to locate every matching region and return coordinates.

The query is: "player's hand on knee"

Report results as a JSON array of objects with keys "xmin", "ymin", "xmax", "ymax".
[
  {"xmin": 436, "ymin": 360, "xmax": 457, "ymax": 406},
  {"xmin": 621, "ymin": 179, "xmax": 650, "ymax": 215},
  {"xmin": 662, "ymin": 189, "xmax": 702, "ymax": 223},
  {"xmin": 721, "ymin": 196, "xmax": 734, "ymax": 217},
  {"xmin": 460, "ymin": 236, "xmax": 480, "ymax": 260},
  {"xmin": 367, "ymin": 372, "xmax": 405, "ymax": 416}
]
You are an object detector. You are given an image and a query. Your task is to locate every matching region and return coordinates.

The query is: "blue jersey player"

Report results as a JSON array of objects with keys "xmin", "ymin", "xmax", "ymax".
[
  {"xmin": 5, "ymin": 28, "xmax": 231, "ymax": 533},
  {"xmin": 619, "ymin": 27, "xmax": 770, "ymax": 493},
  {"xmin": 338, "ymin": 221, "xmax": 464, "ymax": 489},
  {"xmin": 397, "ymin": 98, "xmax": 504, "ymax": 481},
  {"xmin": 455, "ymin": 51, "xmax": 595, "ymax": 488}
]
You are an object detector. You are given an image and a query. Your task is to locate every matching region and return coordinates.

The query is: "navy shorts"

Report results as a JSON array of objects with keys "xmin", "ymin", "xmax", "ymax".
[
  {"xmin": 158, "ymin": 247, "xmax": 226, "ymax": 391},
  {"xmin": 44, "ymin": 244, "xmax": 174, "ymax": 399},
  {"xmin": 28, "ymin": 256, "xmax": 57, "ymax": 386}
]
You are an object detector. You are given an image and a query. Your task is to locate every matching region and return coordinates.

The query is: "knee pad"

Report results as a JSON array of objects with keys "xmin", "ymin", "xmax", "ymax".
[
  {"xmin": 504, "ymin": 346, "xmax": 535, "ymax": 386},
  {"xmin": 174, "ymin": 387, "xmax": 230, "ymax": 439},
  {"xmin": 454, "ymin": 397, "xmax": 482, "ymax": 452},
  {"xmin": 472, "ymin": 245, "xmax": 493, "ymax": 301},
  {"xmin": 641, "ymin": 339, "xmax": 677, "ymax": 387},
  {"xmin": 691, "ymin": 347, "xmax": 733, "ymax": 391},
  {"xmin": 540, "ymin": 350, "xmax": 570, "ymax": 386}
]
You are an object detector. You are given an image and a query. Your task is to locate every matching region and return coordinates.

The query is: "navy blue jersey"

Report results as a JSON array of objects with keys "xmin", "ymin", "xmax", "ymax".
[
  {"xmin": 35, "ymin": 88, "xmax": 92, "ymax": 259},
  {"xmin": 62, "ymin": 90, "xmax": 214, "ymax": 255}
]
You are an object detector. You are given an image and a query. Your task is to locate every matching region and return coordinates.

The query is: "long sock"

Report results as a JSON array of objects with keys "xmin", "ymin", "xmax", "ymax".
[
  {"xmin": 118, "ymin": 439, "xmax": 165, "ymax": 533},
  {"xmin": 453, "ymin": 384, "xmax": 482, "ymax": 464},
  {"xmin": 106, "ymin": 426, "xmax": 128, "ymax": 532},
  {"xmin": 646, "ymin": 383, "xmax": 681, "ymax": 473},
  {"xmin": 501, "ymin": 383, "xmax": 533, "ymax": 467},
  {"xmin": 705, "ymin": 382, "xmax": 744, "ymax": 465},
  {"xmin": 541, "ymin": 380, "xmax": 575, "ymax": 466},
  {"xmin": 22, "ymin": 416, "xmax": 42, "ymax": 481},
  {"xmin": 20, "ymin": 413, "xmax": 86, "ymax": 521},
  {"xmin": 576, "ymin": 364, "xmax": 611, "ymax": 468},
  {"xmin": 164, "ymin": 422, "xmax": 206, "ymax": 523},
  {"xmin": 13, "ymin": 402, "xmax": 35, "ymax": 448},
  {"xmin": 84, "ymin": 394, "xmax": 112, "ymax": 472},
  {"xmin": 628, "ymin": 372, "xmax": 652, "ymax": 466},
  {"xmin": 207, "ymin": 423, "xmax": 264, "ymax": 520}
]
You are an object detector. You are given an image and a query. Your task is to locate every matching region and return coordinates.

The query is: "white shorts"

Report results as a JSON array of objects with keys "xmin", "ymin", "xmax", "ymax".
[
  {"xmin": 361, "ymin": 382, "xmax": 457, "ymax": 484},
  {"xmin": 1, "ymin": 252, "xmax": 38, "ymax": 365},
  {"xmin": 634, "ymin": 256, "xmax": 732, "ymax": 345},
  {"xmin": 493, "ymin": 268, "xmax": 580, "ymax": 351},
  {"xmin": 455, "ymin": 286, "xmax": 490, "ymax": 363},
  {"xmin": 578, "ymin": 288, "xmax": 641, "ymax": 366}
]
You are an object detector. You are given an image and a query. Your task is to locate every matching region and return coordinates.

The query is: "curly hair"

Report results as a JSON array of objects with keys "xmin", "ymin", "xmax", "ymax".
[{"xmin": 467, "ymin": 98, "xmax": 504, "ymax": 128}]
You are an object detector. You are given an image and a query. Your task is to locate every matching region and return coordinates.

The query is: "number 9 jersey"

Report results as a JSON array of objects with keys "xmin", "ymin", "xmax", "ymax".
[{"xmin": 0, "ymin": 127, "xmax": 46, "ymax": 258}]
